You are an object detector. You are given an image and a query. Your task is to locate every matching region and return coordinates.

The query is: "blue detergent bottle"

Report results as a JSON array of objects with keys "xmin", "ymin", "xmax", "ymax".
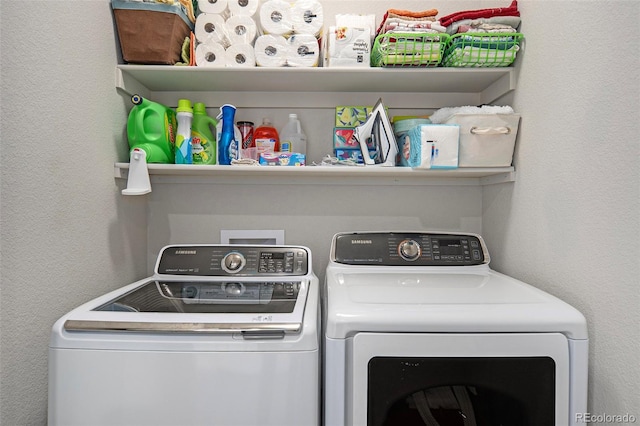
[{"xmin": 217, "ymin": 104, "xmax": 239, "ymax": 165}]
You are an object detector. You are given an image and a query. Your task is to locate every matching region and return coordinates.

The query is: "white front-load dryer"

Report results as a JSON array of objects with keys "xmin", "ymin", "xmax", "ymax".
[
  {"xmin": 49, "ymin": 244, "xmax": 320, "ymax": 426},
  {"xmin": 323, "ymin": 232, "xmax": 588, "ymax": 426}
]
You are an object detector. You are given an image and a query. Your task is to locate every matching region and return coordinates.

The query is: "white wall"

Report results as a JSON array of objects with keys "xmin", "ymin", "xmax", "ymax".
[
  {"xmin": 0, "ymin": 2, "xmax": 147, "ymax": 425},
  {"xmin": 482, "ymin": 0, "xmax": 640, "ymax": 419},
  {"xmin": 1, "ymin": 1, "xmax": 638, "ymax": 425}
]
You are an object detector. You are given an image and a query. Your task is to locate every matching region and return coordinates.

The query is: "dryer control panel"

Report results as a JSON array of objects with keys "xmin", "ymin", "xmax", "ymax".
[
  {"xmin": 156, "ymin": 245, "xmax": 309, "ymax": 276},
  {"xmin": 332, "ymin": 232, "xmax": 489, "ymax": 266}
]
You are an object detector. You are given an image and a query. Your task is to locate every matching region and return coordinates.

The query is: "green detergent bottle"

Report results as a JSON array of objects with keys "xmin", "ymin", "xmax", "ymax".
[
  {"xmin": 191, "ymin": 103, "xmax": 218, "ymax": 164},
  {"xmin": 126, "ymin": 94, "xmax": 176, "ymax": 163}
]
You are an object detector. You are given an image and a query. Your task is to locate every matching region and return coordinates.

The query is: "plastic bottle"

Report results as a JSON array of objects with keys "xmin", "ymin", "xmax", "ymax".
[
  {"xmin": 175, "ymin": 99, "xmax": 193, "ymax": 164},
  {"xmin": 253, "ymin": 118, "xmax": 280, "ymax": 155},
  {"xmin": 280, "ymin": 113, "xmax": 307, "ymax": 154},
  {"xmin": 191, "ymin": 103, "xmax": 217, "ymax": 165},
  {"xmin": 217, "ymin": 104, "xmax": 240, "ymax": 165},
  {"xmin": 126, "ymin": 94, "xmax": 176, "ymax": 163}
]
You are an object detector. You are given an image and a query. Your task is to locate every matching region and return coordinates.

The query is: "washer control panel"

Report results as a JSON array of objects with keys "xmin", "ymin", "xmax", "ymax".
[
  {"xmin": 332, "ymin": 232, "xmax": 489, "ymax": 266},
  {"xmin": 156, "ymin": 245, "xmax": 309, "ymax": 276}
]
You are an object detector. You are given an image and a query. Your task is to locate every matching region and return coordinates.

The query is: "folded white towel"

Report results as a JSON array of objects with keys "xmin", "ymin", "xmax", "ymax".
[{"xmin": 429, "ymin": 105, "xmax": 515, "ymax": 123}]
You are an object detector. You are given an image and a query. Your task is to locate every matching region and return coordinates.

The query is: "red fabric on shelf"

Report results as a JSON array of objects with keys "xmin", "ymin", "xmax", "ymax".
[{"xmin": 439, "ymin": 0, "xmax": 520, "ymax": 27}]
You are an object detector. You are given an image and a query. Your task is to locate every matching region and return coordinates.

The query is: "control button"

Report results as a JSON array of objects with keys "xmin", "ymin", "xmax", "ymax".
[
  {"xmin": 472, "ymin": 250, "xmax": 481, "ymax": 260},
  {"xmin": 222, "ymin": 252, "xmax": 245, "ymax": 273},
  {"xmin": 471, "ymin": 241, "xmax": 479, "ymax": 248},
  {"xmin": 398, "ymin": 239, "xmax": 421, "ymax": 261}
]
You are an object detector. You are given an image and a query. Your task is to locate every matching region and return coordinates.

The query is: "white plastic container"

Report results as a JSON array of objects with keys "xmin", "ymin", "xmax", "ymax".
[{"xmin": 280, "ymin": 114, "xmax": 307, "ymax": 155}]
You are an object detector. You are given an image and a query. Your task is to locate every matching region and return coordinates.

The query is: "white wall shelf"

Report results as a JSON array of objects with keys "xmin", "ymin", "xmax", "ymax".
[
  {"xmin": 114, "ymin": 163, "xmax": 515, "ymax": 186},
  {"xmin": 115, "ymin": 65, "xmax": 518, "ymax": 188},
  {"xmin": 116, "ymin": 65, "xmax": 516, "ymax": 109}
]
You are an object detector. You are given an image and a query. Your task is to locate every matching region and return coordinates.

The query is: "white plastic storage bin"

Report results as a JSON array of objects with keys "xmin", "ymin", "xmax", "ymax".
[{"xmin": 444, "ymin": 113, "xmax": 521, "ymax": 167}]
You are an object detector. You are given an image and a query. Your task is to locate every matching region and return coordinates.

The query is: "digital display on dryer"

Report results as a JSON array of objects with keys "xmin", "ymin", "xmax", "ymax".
[{"xmin": 439, "ymin": 239, "xmax": 463, "ymax": 255}]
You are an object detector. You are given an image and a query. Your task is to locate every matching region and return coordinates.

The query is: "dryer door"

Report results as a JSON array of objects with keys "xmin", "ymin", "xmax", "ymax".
[{"xmin": 348, "ymin": 333, "xmax": 570, "ymax": 426}]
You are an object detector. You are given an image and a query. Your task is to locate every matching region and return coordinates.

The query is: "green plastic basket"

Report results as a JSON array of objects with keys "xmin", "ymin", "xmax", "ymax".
[
  {"xmin": 443, "ymin": 33, "xmax": 523, "ymax": 67},
  {"xmin": 371, "ymin": 33, "xmax": 450, "ymax": 67}
]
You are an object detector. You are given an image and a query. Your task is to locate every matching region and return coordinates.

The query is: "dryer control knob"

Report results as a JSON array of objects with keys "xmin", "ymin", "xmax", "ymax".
[
  {"xmin": 399, "ymin": 240, "xmax": 421, "ymax": 261},
  {"xmin": 222, "ymin": 252, "xmax": 245, "ymax": 273}
]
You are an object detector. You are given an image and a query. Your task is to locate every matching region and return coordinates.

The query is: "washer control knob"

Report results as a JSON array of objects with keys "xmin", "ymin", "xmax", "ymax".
[
  {"xmin": 399, "ymin": 239, "xmax": 421, "ymax": 261},
  {"xmin": 222, "ymin": 252, "xmax": 245, "ymax": 273}
]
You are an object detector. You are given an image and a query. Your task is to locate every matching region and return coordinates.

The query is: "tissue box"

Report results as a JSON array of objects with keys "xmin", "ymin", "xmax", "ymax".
[
  {"xmin": 325, "ymin": 26, "xmax": 371, "ymax": 67},
  {"xmin": 259, "ymin": 152, "xmax": 306, "ymax": 166},
  {"xmin": 333, "ymin": 128, "xmax": 360, "ymax": 149},
  {"xmin": 335, "ymin": 149, "xmax": 367, "ymax": 164},
  {"xmin": 112, "ymin": 0, "xmax": 193, "ymax": 64},
  {"xmin": 402, "ymin": 124, "xmax": 459, "ymax": 169},
  {"xmin": 444, "ymin": 114, "xmax": 521, "ymax": 167},
  {"xmin": 333, "ymin": 128, "xmax": 376, "ymax": 163},
  {"xmin": 336, "ymin": 106, "xmax": 374, "ymax": 127}
]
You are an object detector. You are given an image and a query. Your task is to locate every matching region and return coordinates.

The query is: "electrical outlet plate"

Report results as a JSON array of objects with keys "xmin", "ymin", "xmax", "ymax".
[{"xmin": 220, "ymin": 230, "xmax": 285, "ymax": 245}]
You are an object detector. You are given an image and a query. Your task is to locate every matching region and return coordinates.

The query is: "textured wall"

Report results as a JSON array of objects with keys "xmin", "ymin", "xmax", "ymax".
[
  {"xmin": 1, "ymin": 1, "xmax": 639, "ymax": 425},
  {"xmin": 482, "ymin": 0, "xmax": 640, "ymax": 422},
  {"xmin": 0, "ymin": 2, "xmax": 147, "ymax": 425}
]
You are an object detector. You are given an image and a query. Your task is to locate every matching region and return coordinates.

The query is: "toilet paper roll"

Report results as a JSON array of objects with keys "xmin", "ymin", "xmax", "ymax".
[
  {"xmin": 287, "ymin": 34, "xmax": 319, "ymax": 67},
  {"xmin": 254, "ymin": 34, "xmax": 289, "ymax": 67},
  {"xmin": 195, "ymin": 13, "xmax": 230, "ymax": 47},
  {"xmin": 199, "ymin": 0, "xmax": 228, "ymax": 15},
  {"xmin": 291, "ymin": 0, "xmax": 324, "ymax": 37},
  {"xmin": 195, "ymin": 42, "xmax": 228, "ymax": 67},
  {"xmin": 226, "ymin": 43, "xmax": 257, "ymax": 67},
  {"xmin": 258, "ymin": 0, "xmax": 293, "ymax": 36},
  {"xmin": 227, "ymin": 0, "xmax": 259, "ymax": 17},
  {"xmin": 225, "ymin": 15, "xmax": 258, "ymax": 46}
]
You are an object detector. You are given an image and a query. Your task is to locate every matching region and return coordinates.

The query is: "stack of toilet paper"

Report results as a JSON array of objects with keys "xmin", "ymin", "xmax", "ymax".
[
  {"xmin": 194, "ymin": 0, "xmax": 324, "ymax": 68},
  {"xmin": 254, "ymin": 0, "xmax": 323, "ymax": 67},
  {"xmin": 194, "ymin": 0, "xmax": 260, "ymax": 67}
]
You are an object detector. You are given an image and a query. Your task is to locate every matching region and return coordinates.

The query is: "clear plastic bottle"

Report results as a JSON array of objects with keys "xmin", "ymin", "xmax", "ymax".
[
  {"xmin": 175, "ymin": 99, "xmax": 193, "ymax": 164},
  {"xmin": 280, "ymin": 113, "xmax": 307, "ymax": 154}
]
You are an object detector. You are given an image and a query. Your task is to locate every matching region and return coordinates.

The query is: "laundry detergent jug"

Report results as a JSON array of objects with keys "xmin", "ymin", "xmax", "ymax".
[
  {"xmin": 126, "ymin": 94, "xmax": 176, "ymax": 163},
  {"xmin": 191, "ymin": 102, "xmax": 217, "ymax": 165}
]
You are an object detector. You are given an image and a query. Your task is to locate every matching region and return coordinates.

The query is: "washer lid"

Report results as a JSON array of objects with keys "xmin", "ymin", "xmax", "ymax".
[
  {"xmin": 324, "ymin": 266, "xmax": 588, "ymax": 339},
  {"xmin": 64, "ymin": 278, "xmax": 309, "ymax": 334}
]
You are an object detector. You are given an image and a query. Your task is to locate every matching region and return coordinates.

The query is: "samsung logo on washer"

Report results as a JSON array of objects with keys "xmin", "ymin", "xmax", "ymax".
[
  {"xmin": 351, "ymin": 239, "xmax": 373, "ymax": 245},
  {"xmin": 174, "ymin": 250, "xmax": 197, "ymax": 255}
]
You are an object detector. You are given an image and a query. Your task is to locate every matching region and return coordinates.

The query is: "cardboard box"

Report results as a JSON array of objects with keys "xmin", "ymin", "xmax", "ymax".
[
  {"xmin": 259, "ymin": 152, "xmax": 306, "ymax": 166},
  {"xmin": 333, "ymin": 128, "xmax": 360, "ymax": 149},
  {"xmin": 335, "ymin": 106, "xmax": 374, "ymax": 127},
  {"xmin": 334, "ymin": 149, "xmax": 366, "ymax": 164}
]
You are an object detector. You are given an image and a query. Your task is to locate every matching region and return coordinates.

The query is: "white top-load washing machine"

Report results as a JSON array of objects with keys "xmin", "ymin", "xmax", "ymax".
[
  {"xmin": 323, "ymin": 232, "xmax": 588, "ymax": 426},
  {"xmin": 49, "ymin": 244, "xmax": 319, "ymax": 426}
]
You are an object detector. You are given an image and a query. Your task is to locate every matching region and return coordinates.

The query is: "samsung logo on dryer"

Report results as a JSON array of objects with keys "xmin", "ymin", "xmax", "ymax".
[
  {"xmin": 174, "ymin": 250, "xmax": 197, "ymax": 255},
  {"xmin": 351, "ymin": 239, "xmax": 373, "ymax": 245}
]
